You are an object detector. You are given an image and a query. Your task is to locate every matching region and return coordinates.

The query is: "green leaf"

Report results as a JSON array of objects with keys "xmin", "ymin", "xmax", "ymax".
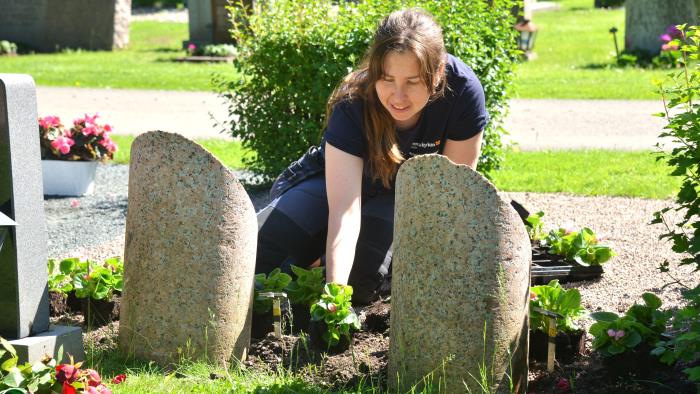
[
  {"xmin": 59, "ymin": 258, "xmax": 78, "ymax": 275},
  {"xmin": 590, "ymin": 312, "xmax": 619, "ymax": 322},
  {"xmin": 608, "ymin": 343, "xmax": 625, "ymax": 355},
  {"xmin": 1, "ymin": 357, "xmax": 17, "ymax": 372},
  {"xmin": 642, "ymin": 293, "xmax": 662, "ymax": 310},
  {"xmin": 684, "ymin": 366, "xmax": 700, "ymax": 382},
  {"xmin": 622, "ymin": 330, "xmax": 642, "ymax": 348},
  {"xmin": 2, "ymin": 367, "xmax": 24, "ymax": 387},
  {"xmin": 0, "ymin": 338, "xmax": 16, "ymax": 358}
]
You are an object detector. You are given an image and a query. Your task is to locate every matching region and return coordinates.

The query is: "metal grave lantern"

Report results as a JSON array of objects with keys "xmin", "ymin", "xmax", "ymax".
[{"xmin": 515, "ymin": 19, "xmax": 538, "ymax": 57}]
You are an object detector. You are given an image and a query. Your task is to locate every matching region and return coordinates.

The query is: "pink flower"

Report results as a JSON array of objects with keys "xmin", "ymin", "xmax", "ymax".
[
  {"xmin": 560, "ymin": 221, "xmax": 576, "ymax": 235},
  {"xmin": 555, "ymin": 377, "xmax": 570, "ymax": 392},
  {"xmin": 82, "ymin": 125, "xmax": 99, "ymax": 136},
  {"xmin": 607, "ymin": 329, "xmax": 625, "ymax": 340},
  {"xmin": 70, "ymin": 199, "xmax": 80, "ymax": 208},
  {"xmin": 662, "ymin": 43, "xmax": 678, "ymax": 51},
  {"xmin": 83, "ymin": 368, "xmax": 101, "ymax": 386},
  {"xmin": 529, "ymin": 291, "xmax": 538, "ymax": 301},
  {"xmin": 659, "ymin": 33, "xmax": 672, "ymax": 43},
  {"xmin": 111, "ymin": 374, "xmax": 126, "ymax": 384},
  {"xmin": 103, "ymin": 124, "xmax": 112, "ymax": 133},
  {"xmin": 86, "ymin": 385, "xmax": 112, "ymax": 394},
  {"xmin": 188, "ymin": 43, "xmax": 196, "ymax": 50},
  {"xmin": 99, "ymin": 138, "xmax": 118, "ymax": 153},
  {"xmin": 51, "ymin": 136, "xmax": 74, "ymax": 155},
  {"xmin": 39, "ymin": 115, "xmax": 62, "ymax": 129},
  {"xmin": 327, "ymin": 303, "xmax": 337, "ymax": 313}
]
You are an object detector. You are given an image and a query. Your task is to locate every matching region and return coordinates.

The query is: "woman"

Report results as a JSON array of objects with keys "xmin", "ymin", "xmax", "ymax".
[{"xmin": 256, "ymin": 8, "xmax": 488, "ymax": 305}]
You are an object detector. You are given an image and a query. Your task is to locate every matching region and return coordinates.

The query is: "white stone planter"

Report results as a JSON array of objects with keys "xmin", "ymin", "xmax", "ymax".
[{"xmin": 41, "ymin": 160, "xmax": 98, "ymax": 196}]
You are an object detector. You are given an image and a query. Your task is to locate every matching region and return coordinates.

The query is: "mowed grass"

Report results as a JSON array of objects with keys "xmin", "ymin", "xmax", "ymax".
[
  {"xmin": 514, "ymin": 0, "xmax": 670, "ymax": 99},
  {"xmin": 0, "ymin": 22, "xmax": 238, "ymax": 91},
  {"xmin": 108, "ymin": 136, "xmax": 680, "ymax": 199},
  {"xmin": 110, "ymin": 135, "xmax": 252, "ymax": 169},
  {"xmin": 491, "ymin": 149, "xmax": 680, "ymax": 199}
]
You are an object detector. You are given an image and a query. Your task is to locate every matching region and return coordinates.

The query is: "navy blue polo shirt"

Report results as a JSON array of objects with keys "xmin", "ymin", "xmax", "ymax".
[{"xmin": 322, "ymin": 53, "xmax": 489, "ymax": 195}]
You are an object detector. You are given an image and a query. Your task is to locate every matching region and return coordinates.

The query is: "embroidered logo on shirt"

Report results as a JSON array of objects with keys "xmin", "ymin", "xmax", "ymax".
[{"xmin": 411, "ymin": 140, "xmax": 440, "ymax": 149}]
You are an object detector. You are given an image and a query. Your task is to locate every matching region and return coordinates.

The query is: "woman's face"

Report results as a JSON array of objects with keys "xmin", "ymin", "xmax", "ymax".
[{"xmin": 375, "ymin": 51, "xmax": 432, "ymax": 130}]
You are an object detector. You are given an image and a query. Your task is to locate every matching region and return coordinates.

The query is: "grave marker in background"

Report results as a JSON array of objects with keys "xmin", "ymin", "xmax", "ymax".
[
  {"xmin": 0, "ymin": 74, "xmax": 83, "ymax": 363},
  {"xmin": 0, "ymin": 0, "xmax": 130, "ymax": 52},
  {"xmin": 388, "ymin": 155, "xmax": 530, "ymax": 394}
]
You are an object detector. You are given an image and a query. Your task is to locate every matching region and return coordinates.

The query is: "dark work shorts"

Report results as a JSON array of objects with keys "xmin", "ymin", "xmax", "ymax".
[{"xmin": 256, "ymin": 174, "xmax": 394, "ymax": 305}]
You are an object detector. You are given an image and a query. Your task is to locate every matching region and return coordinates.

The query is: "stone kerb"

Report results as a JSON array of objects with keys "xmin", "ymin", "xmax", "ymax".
[
  {"xmin": 388, "ymin": 154, "xmax": 530, "ymax": 394},
  {"xmin": 119, "ymin": 131, "xmax": 256, "ymax": 365}
]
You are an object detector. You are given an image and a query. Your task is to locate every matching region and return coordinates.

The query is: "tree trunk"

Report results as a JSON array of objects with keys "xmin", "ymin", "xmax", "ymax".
[{"xmin": 625, "ymin": 0, "xmax": 699, "ymax": 56}]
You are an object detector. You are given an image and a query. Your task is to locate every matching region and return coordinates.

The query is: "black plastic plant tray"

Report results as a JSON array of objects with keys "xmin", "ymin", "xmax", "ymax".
[{"xmin": 531, "ymin": 245, "xmax": 604, "ymax": 285}]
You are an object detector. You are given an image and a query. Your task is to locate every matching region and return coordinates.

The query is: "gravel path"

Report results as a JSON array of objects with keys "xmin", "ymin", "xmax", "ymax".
[{"xmin": 46, "ymin": 165, "xmax": 699, "ymax": 319}]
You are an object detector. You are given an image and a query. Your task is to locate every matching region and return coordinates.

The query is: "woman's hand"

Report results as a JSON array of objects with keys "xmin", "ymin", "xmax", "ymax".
[
  {"xmin": 324, "ymin": 142, "xmax": 364, "ymax": 285},
  {"xmin": 442, "ymin": 131, "xmax": 483, "ymax": 169}
]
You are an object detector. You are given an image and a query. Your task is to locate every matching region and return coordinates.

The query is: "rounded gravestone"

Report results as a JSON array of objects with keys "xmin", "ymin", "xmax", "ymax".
[
  {"xmin": 388, "ymin": 155, "xmax": 530, "ymax": 394},
  {"xmin": 119, "ymin": 131, "xmax": 256, "ymax": 365}
]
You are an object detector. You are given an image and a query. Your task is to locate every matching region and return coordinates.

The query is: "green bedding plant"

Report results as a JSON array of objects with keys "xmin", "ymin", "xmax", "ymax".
[
  {"xmin": 590, "ymin": 293, "xmax": 669, "ymax": 357},
  {"xmin": 310, "ymin": 283, "xmax": 360, "ymax": 347},
  {"xmin": 529, "ymin": 280, "xmax": 588, "ymax": 334},
  {"xmin": 524, "ymin": 211, "xmax": 545, "ymax": 241},
  {"xmin": 73, "ymin": 257, "xmax": 123, "ymax": 301},
  {"xmin": 286, "ymin": 265, "xmax": 325, "ymax": 307},
  {"xmin": 253, "ymin": 268, "xmax": 292, "ymax": 314},
  {"xmin": 47, "ymin": 257, "xmax": 123, "ymax": 301},
  {"xmin": 542, "ymin": 227, "xmax": 616, "ymax": 266},
  {"xmin": 0, "ymin": 40, "xmax": 17, "ymax": 56}
]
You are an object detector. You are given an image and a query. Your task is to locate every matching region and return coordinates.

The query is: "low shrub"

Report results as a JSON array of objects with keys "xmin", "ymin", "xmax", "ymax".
[
  {"xmin": 48, "ymin": 256, "xmax": 124, "ymax": 300},
  {"xmin": 218, "ymin": 0, "xmax": 518, "ymax": 183},
  {"xmin": 310, "ymin": 283, "xmax": 360, "ymax": 348},
  {"xmin": 0, "ymin": 40, "xmax": 17, "ymax": 56},
  {"xmin": 187, "ymin": 43, "xmax": 237, "ymax": 57},
  {"xmin": 595, "ymin": 0, "xmax": 625, "ymax": 8},
  {"xmin": 651, "ymin": 25, "xmax": 700, "ymax": 383}
]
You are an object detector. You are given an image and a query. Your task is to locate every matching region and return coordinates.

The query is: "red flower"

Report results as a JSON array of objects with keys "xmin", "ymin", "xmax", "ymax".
[
  {"xmin": 61, "ymin": 381, "xmax": 77, "ymax": 394},
  {"xmin": 56, "ymin": 364, "xmax": 78, "ymax": 384},
  {"xmin": 327, "ymin": 303, "xmax": 337, "ymax": 313},
  {"xmin": 556, "ymin": 377, "xmax": 570, "ymax": 392},
  {"xmin": 111, "ymin": 373, "xmax": 126, "ymax": 384}
]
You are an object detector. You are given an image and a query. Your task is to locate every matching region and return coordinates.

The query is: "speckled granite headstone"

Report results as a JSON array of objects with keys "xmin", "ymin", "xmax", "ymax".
[
  {"xmin": 120, "ymin": 131, "xmax": 256, "ymax": 365},
  {"xmin": 388, "ymin": 154, "xmax": 530, "ymax": 394}
]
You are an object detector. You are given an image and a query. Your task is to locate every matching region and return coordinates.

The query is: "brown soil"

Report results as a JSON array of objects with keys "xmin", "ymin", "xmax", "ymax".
[
  {"xmin": 243, "ymin": 298, "xmax": 695, "ymax": 393},
  {"xmin": 49, "ymin": 290, "xmax": 69, "ymax": 317}
]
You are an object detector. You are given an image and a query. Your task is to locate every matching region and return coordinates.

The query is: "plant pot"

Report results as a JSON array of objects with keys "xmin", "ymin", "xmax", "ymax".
[
  {"xmin": 80, "ymin": 296, "xmax": 119, "ymax": 327},
  {"xmin": 42, "ymin": 160, "xmax": 98, "ymax": 196},
  {"xmin": 531, "ymin": 244, "xmax": 604, "ymax": 285},
  {"xmin": 529, "ymin": 329, "xmax": 586, "ymax": 364},
  {"xmin": 288, "ymin": 303, "xmax": 311, "ymax": 334},
  {"xmin": 602, "ymin": 343, "xmax": 667, "ymax": 380},
  {"xmin": 251, "ymin": 311, "xmax": 274, "ymax": 339}
]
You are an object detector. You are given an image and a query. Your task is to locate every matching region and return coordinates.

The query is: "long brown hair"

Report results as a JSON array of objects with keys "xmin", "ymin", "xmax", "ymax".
[{"xmin": 326, "ymin": 8, "xmax": 447, "ymax": 188}]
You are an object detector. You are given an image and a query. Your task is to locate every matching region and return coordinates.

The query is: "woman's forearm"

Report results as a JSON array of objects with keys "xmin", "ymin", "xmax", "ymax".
[{"xmin": 325, "ymin": 206, "xmax": 361, "ymax": 285}]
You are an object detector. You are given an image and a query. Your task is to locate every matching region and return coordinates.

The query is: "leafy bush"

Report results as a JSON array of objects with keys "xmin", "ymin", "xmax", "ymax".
[
  {"xmin": 651, "ymin": 25, "xmax": 700, "ymax": 382},
  {"xmin": 542, "ymin": 227, "xmax": 616, "ymax": 266},
  {"xmin": 187, "ymin": 43, "xmax": 237, "ymax": 57},
  {"xmin": 219, "ymin": 0, "xmax": 518, "ymax": 183},
  {"xmin": 529, "ymin": 280, "xmax": 588, "ymax": 334},
  {"xmin": 0, "ymin": 40, "xmax": 17, "ymax": 55},
  {"xmin": 590, "ymin": 293, "xmax": 670, "ymax": 357},
  {"xmin": 654, "ymin": 286, "xmax": 700, "ymax": 382},
  {"xmin": 286, "ymin": 265, "xmax": 325, "ymax": 307},
  {"xmin": 253, "ymin": 268, "xmax": 292, "ymax": 314},
  {"xmin": 0, "ymin": 337, "xmax": 56, "ymax": 393},
  {"xmin": 310, "ymin": 283, "xmax": 360, "ymax": 347}
]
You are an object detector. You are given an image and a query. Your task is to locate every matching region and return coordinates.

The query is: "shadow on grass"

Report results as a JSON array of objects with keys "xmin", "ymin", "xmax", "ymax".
[{"xmin": 579, "ymin": 62, "xmax": 615, "ymax": 70}]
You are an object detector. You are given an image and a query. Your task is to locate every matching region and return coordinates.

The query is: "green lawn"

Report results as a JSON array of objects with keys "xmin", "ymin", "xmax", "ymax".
[
  {"xmin": 513, "ymin": 0, "xmax": 670, "ymax": 99},
  {"xmin": 0, "ymin": 22, "xmax": 238, "ymax": 91},
  {"xmin": 109, "ymin": 135, "xmax": 680, "ymax": 199}
]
